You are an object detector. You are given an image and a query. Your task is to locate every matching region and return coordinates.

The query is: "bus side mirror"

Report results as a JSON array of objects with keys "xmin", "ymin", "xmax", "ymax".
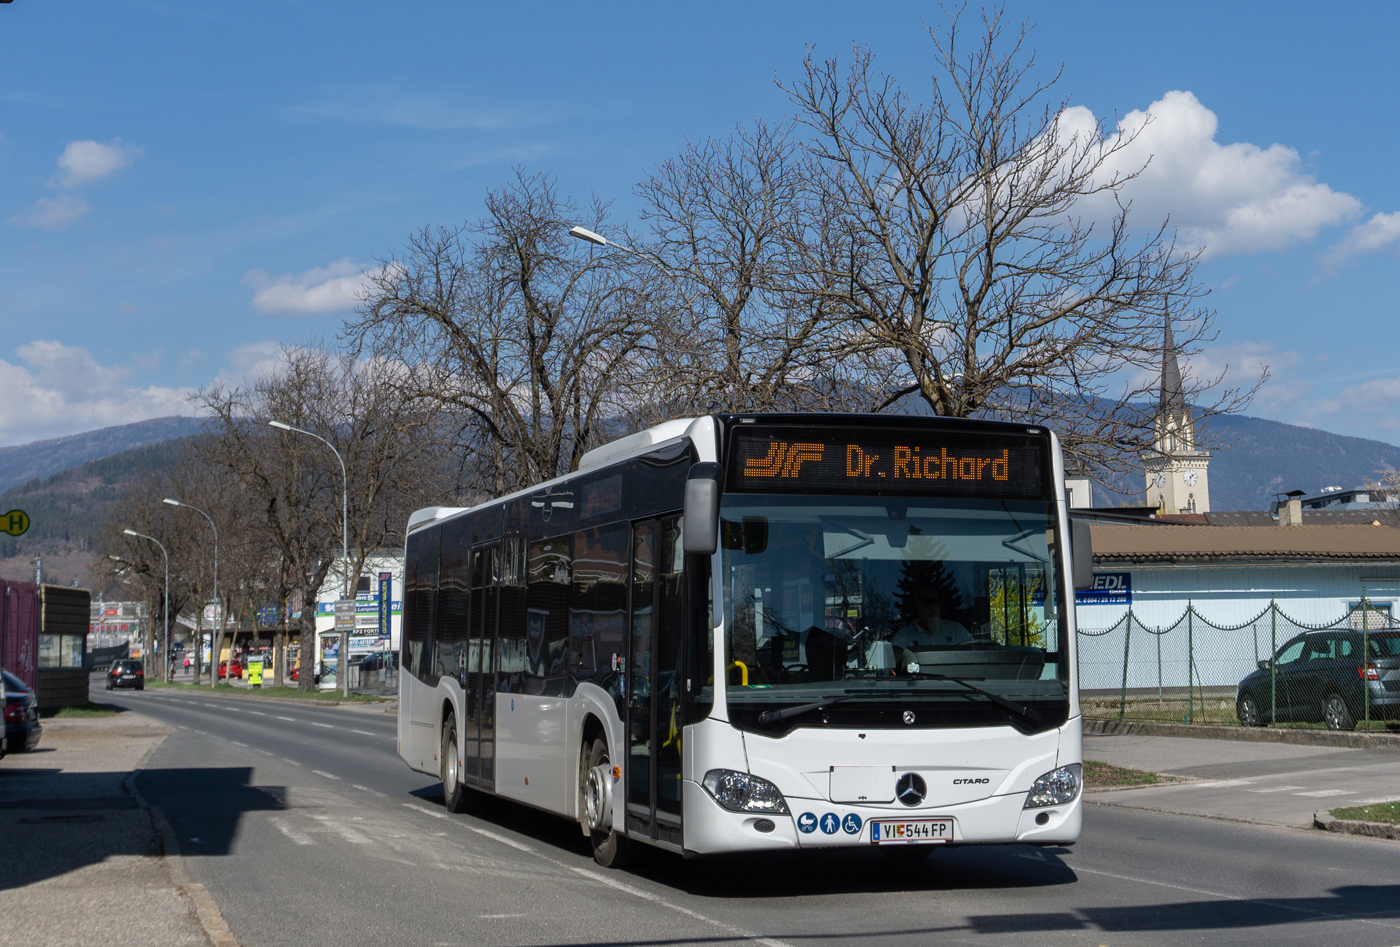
[
  {"xmin": 683, "ymin": 462, "xmax": 722, "ymax": 556},
  {"xmin": 1070, "ymin": 518, "xmax": 1094, "ymax": 591}
]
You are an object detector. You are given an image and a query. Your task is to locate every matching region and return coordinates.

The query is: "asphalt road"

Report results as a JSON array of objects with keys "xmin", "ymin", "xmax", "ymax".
[{"xmin": 97, "ymin": 681, "xmax": 1400, "ymax": 947}]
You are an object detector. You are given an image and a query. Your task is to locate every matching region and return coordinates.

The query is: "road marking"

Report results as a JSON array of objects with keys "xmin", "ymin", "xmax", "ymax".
[
  {"xmin": 231, "ymin": 741, "xmax": 247, "ymax": 747},
  {"xmin": 277, "ymin": 716, "xmax": 296, "ymax": 721},
  {"xmin": 1186, "ymin": 779, "xmax": 1254, "ymax": 789},
  {"xmin": 404, "ymin": 802, "xmax": 449, "ymax": 820},
  {"xmin": 312, "ymin": 770, "xmax": 341, "ymax": 780},
  {"xmin": 177, "ymin": 726, "xmax": 189, "ymax": 730},
  {"xmin": 479, "ymin": 914, "xmax": 527, "ymax": 919},
  {"xmin": 352, "ymin": 784, "xmax": 386, "ymax": 797},
  {"xmin": 466, "ymin": 825, "xmax": 533, "ymax": 853},
  {"xmin": 255, "ymin": 749, "xmax": 272, "ymax": 756},
  {"xmin": 280, "ymin": 758, "xmax": 302, "ymax": 766},
  {"xmin": 248, "ymin": 711, "xmax": 266, "ymax": 716},
  {"xmin": 1075, "ymin": 865, "xmax": 1398, "ymax": 931},
  {"xmin": 351, "ymin": 729, "xmax": 374, "ymax": 736},
  {"xmin": 1296, "ymin": 789, "xmax": 1356, "ymax": 797},
  {"xmin": 271, "ymin": 817, "xmax": 313, "ymax": 845},
  {"xmin": 311, "ymin": 722, "xmax": 335, "ymax": 729},
  {"xmin": 1245, "ymin": 785, "xmax": 1304, "ymax": 793}
]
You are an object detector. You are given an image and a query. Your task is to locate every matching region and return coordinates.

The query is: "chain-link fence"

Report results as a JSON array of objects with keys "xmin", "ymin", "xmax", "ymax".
[{"xmin": 1077, "ymin": 594, "xmax": 1400, "ymax": 729}]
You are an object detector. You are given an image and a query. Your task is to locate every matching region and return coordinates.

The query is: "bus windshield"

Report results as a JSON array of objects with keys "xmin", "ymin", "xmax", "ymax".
[{"xmin": 720, "ymin": 494, "xmax": 1069, "ymax": 732}]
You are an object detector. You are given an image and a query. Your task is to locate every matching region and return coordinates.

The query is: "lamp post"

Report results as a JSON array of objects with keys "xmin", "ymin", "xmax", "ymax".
[
  {"xmin": 122, "ymin": 530, "xmax": 168, "ymax": 683},
  {"xmin": 163, "ymin": 498, "xmax": 217, "ymax": 688},
  {"xmin": 269, "ymin": 420, "xmax": 350, "ymax": 696}
]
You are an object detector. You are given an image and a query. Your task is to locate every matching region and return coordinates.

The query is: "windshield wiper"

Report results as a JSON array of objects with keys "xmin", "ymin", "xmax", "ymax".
[
  {"xmin": 757, "ymin": 694, "xmax": 859, "ymax": 725},
  {"xmin": 909, "ymin": 673, "xmax": 1042, "ymax": 723}
]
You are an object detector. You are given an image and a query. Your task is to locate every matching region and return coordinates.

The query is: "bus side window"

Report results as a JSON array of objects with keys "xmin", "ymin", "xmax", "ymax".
[
  {"xmin": 403, "ymin": 529, "xmax": 440, "ymax": 682},
  {"xmin": 436, "ymin": 519, "xmax": 471, "ymax": 682},
  {"xmin": 497, "ymin": 536, "xmax": 527, "ymax": 694},
  {"xmin": 526, "ymin": 536, "xmax": 572, "ymax": 696},
  {"xmin": 571, "ymin": 524, "xmax": 629, "ymax": 692}
]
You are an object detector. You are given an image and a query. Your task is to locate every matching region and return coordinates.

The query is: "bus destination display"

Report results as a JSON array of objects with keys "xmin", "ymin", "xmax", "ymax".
[{"xmin": 729, "ymin": 428, "xmax": 1046, "ymax": 498}]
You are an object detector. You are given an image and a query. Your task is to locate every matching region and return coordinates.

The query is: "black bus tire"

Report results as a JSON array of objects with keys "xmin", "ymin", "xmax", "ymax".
[
  {"xmin": 586, "ymin": 738, "xmax": 636, "ymax": 869},
  {"xmin": 442, "ymin": 715, "xmax": 479, "ymax": 813}
]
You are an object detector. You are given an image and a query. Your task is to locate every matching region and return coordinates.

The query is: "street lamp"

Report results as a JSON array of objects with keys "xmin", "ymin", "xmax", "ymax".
[
  {"xmin": 269, "ymin": 419, "xmax": 350, "ymax": 696},
  {"xmin": 164, "ymin": 498, "xmax": 218, "ymax": 688},
  {"xmin": 122, "ymin": 530, "xmax": 168, "ymax": 683}
]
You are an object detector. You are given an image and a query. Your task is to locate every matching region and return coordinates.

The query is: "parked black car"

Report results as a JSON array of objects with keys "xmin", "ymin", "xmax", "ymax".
[
  {"xmin": 106, "ymin": 659, "xmax": 145, "ymax": 690},
  {"xmin": 1236, "ymin": 629, "xmax": 1400, "ymax": 730},
  {"xmin": 2, "ymin": 670, "xmax": 42, "ymax": 753}
]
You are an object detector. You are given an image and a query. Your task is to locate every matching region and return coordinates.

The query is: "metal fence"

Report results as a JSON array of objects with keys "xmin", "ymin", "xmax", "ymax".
[{"xmin": 1077, "ymin": 594, "xmax": 1400, "ymax": 728}]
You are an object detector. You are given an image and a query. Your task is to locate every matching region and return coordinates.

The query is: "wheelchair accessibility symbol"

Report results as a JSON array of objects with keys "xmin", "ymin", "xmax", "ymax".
[
  {"xmin": 842, "ymin": 813, "xmax": 862, "ymax": 835},
  {"xmin": 797, "ymin": 812, "xmax": 817, "ymax": 833}
]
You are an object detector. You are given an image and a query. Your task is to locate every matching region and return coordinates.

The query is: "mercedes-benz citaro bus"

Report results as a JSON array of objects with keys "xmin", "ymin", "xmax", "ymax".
[{"xmin": 397, "ymin": 414, "xmax": 1093, "ymax": 866}]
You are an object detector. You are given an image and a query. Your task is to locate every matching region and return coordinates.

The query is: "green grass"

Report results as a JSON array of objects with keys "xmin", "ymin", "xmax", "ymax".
[
  {"xmin": 1084, "ymin": 696, "xmax": 1400, "ymax": 731},
  {"xmin": 45, "ymin": 703, "xmax": 121, "ymax": 718},
  {"xmin": 1083, "ymin": 759, "xmax": 1166, "ymax": 788},
  {"xmin": 144, "ymin": 681, "xmax": 388, "ymax": 703},
  {"xmin": 1328, "ymin": 801, "xmax": 1400, "ymax": 824}
]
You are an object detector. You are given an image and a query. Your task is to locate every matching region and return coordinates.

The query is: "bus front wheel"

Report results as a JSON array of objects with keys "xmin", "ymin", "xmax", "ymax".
[
  {"xmin": 442, "ymin": 715, "xmax": 481, "ymax": 814},
  {"xmin": 585, "ymin": 738, "xmax": 636, "ymax": 868}
]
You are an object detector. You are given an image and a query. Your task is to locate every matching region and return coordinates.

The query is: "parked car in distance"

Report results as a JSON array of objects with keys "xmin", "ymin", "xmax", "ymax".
[
  {"xmin": 355, "ymin": 652, "xmax": 396, "ymax": 673},
  {"xmin": 1, "ymin": 670, "xmax": 9, "ymax": 758},
  {"xmin": 218, "ymin": 659, "xmax": 243, "ymax": 680},
  {"xmin": 107, "ymin": 659, "xmax": 145, "ymax": 691},
  {"xmin": 289, "ymin": 663, "xmax": 322, "ymax": 684},
  {"xmin": 3, "ymin": 670, "xmax": 42, "ymax": 752},
  {"xmin": 1237, "ymin": 629, "xmax": 1400, "ymax": 730}
]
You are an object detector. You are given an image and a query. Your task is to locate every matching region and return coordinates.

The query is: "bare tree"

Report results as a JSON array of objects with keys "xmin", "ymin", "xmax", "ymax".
[
  {"xmin": 198, "ymin": 346, "xmax": 451, "ymax": 692},
  {"xmin": 780, "ymin": 6, "xmax": 1263, "ymax": 474},
  {"xmin": 631, "ymin": 121, "xmax": 859, "ymax": 416},
  {"xmin": 348, "ymin": 170, "xmax": 662, "ymax": 494}
]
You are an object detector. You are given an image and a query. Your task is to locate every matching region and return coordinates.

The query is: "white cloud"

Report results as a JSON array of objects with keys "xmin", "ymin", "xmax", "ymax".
[
  {"xmin": 1315, "ymin": 211, "xmax": 1400, "ymax": 275},
  {"xmin": 242, "ymin": 260, "xmax": 377, "ymax": 315},
  {"xmin": 1062, "ymin": 91, "xmax": 1361, "ymax": 259},
  {"xmin": 1317, "ymin": 374, "xmax": 1400, "ymax": 432},
  {"xmin": 52, "ymin": 138, "xmax": 140, "ymax": 188},
  {"xmin": 0, "ymin": 341, "xmax": 198, "ymax": 446},
  {"xmin": 8, "ymin": 194, "xmax": 91, "ymax": 230}
]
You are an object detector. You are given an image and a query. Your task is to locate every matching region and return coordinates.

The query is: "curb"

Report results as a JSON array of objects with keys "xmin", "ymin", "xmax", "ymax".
[
  {"xmin": 1085, "ymin": 717, "xmax": 1400, "ymax": 750},
  {"xmin": 1313, "ymin": 810, "xmax": 1400, "ymax": 840},
  {"xmin": 125, "ymin": 726, "xmax": 239, "ymax": 946}
]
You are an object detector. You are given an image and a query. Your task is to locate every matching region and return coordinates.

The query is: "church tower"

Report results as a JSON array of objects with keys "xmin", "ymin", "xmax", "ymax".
[{"xmin": 1143, "ymin": 314, "xmax": 1210, "ymax": 513}]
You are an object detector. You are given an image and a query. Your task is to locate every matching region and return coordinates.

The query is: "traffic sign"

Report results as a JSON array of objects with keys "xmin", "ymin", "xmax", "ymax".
[
  {"xmin": 1, "ymin": 510, "xmax": 29, "ymax": 536},
  {"xmin": 334, "ymin": 598, "xmax": 356, "ymax": 632}
]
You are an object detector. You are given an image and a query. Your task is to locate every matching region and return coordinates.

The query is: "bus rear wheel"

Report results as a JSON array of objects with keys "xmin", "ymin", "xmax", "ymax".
[{"xmin": 585, "ymin": 738, "xmax": 636, "ymax": 868}]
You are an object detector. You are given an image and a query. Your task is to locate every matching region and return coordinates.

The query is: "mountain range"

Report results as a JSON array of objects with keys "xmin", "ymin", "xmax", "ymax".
[{"xmin": 0, "ymin": 411, "xmax": 1397, "ymax": 587}]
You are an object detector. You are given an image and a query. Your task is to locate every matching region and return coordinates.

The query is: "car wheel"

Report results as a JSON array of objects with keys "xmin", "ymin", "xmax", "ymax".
[
  {"xmin": 441, "ymin": 715, "xmax": 482, "ymax": 814},
  {"xmin": 106, "ymin": 679, "xmax": 113, "ymax": 690},
  {"xmin": 1238, "ymin": 694, "xmax": 1265, "ymax": 727},
  {"xmin": 1324, "ymin": 694, "xmax": 1354, "ymax": 731},
  {"xmin": 584, "ymin": 738, "xmax": 636, "ymax": 868}
]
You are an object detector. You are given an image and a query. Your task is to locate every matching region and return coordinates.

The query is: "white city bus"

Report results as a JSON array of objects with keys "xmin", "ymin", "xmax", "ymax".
[{"xmin": 397, "ymin": 414, "xmax": 1092, "ymax": 866}]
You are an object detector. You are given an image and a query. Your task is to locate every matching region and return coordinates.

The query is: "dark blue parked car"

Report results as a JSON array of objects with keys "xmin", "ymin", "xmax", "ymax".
[{"xmin": 2, "ymin": 670, "xmax": 42, "ymax": 753}]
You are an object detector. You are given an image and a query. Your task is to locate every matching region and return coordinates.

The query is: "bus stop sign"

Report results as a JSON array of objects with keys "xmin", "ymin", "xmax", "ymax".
[
  {"xmin": 1, "ymin": 510, "xmax": 29, "ymax": 536},
  {"xmin": 334, "ymin": 598, "xmax": 356, "ymax": 633}
]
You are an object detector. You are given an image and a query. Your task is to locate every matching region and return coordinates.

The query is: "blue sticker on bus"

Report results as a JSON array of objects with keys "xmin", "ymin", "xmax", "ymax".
[
  {"xmin": 820, "ymin": 813, "xmax": 840, "ymax": 834},
  {"xmin": 797, "ymin": 812, "xmax": 817, "ymax": 833},
  {"xmin": 842, "ymin": 813, "xmax": 862, "ymax": 835}
]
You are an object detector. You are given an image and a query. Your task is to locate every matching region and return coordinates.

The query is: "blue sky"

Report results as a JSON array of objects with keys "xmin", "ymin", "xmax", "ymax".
[{"xmin": 1, "ymin": 1, "xmax": 1397, "ymax": 447}]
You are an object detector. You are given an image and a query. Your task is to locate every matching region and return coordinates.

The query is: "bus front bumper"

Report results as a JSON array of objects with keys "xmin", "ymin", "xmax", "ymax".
[{"xmin": 681, "ymin": 779, "xmax": 1081, "ymax": 855}]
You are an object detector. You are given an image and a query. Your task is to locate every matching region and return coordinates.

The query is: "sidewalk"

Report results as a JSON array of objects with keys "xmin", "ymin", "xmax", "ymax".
[
  {"xmin": 1084, "ymin": 731, "xmax": 1400, "ymax": 830},
  {"xmin": 0, "ymin": 713, "xmax": 219, "ymax": 947}
]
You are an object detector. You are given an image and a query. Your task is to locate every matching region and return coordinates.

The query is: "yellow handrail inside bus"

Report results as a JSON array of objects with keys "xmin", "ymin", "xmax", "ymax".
[{"xmin": 727, "ymin": 660, "xmax": 748, "ymax": 686}]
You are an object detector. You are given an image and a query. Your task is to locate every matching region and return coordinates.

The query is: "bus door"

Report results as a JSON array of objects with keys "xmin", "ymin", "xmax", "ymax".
[
  {"xmin": 465, "ymin": 543, "xmax": 499, "ymax": 789},
  {"xmin": 627, "ymin": 517, "xmax": 685, "ymax": 847}
]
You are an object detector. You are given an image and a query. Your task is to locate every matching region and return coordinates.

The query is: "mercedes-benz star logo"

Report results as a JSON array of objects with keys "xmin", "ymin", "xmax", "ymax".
[
  {"xmin": 902, "ymin": 710, "xmax": 916, "ymax": 725},
  {"xmin": 896, "ymin": 772, "xmax": 927, "ymax": 807}
]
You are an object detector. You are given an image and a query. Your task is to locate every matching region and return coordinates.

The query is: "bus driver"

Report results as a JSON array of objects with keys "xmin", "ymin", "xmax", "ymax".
[{"xmin": 892, "ymin": 585, "xmax": 971, "ymax": 649}]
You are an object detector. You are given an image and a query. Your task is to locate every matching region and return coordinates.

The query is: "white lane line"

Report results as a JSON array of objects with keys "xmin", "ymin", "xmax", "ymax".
[
  {"xmin": 480, "ymin": 914, "xmax": 527, "ymax": 919},
  {"xmin": 280, "ymin": 758, "xmax": 302, "ymax": 766},
  {"xmin": 1245, "ymin": 785, "xmax": 1304, "ymax": 793},
  {"xmin": 1296, "ymin": 789, "xmax": 1356, "ymax": 797},
  {"xmin": 177, "ymin": 726, "xmax": 189, "ymax": 730},
  {"xmin": 1185, "ymin": 779, "xmax": 1254, "ymax": 789},
  {"xmin": 397, "ymin": 802, "xmax": 793, "ymax": 946},
  {"xmin": 231, "ymin": 741, "xmax": 248, "ymax": 747},
  {"xmin": 352, "ymin": 784, "xmax": 386, "ymax": 797},
  {"xmin": 248, "ymin": 711, "xmax": 267, "ymax": 716},
  {"xmin": 351, "ymin": 729, "xmax": 374, "ymax": 736},
  {"xmin": 312, "ymin": 770, "xmax": 341, "ymax": 780},
  {"xmin": 277, "ymin": 716, "xmax": 296, "ymax": 721},
  {"xmin": 271, "ymin": 817, "xmax": 313, "ymax": 845},
  {"xmin": 311, "ymin": 722, "xmax": 334, "ymax": 729},
  {"xmin": 1076, "ymin": 865, "xmax": 1398, "ymax": 931},
  {"xmin": 255, "ymin": 750, "xmax": 273, "ymax": 756}
]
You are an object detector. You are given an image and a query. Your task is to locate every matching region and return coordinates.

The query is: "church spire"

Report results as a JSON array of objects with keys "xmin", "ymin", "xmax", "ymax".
[{"xmin": 1159, "ymin": 310, "xmax": 1185, "ymax": 416}]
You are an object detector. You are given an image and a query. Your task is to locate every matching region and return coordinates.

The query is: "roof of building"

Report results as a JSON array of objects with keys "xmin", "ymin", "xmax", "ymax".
[{"xmin": 1090, "ymin": 523, "xmax": 1400, "ymax": 563}]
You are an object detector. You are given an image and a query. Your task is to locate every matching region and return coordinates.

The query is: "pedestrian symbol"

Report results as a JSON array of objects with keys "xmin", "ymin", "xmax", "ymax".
[
  {"xmin": 842, "ymin": 813, "xmax": 862, "ymax": 835},
  {"xmin": 797, "ymin": 812, "xmax": 818, "ymax": 834},
  {"xmin": 820, "ymin": 813, "xmax": 840, "ymax": 835}
]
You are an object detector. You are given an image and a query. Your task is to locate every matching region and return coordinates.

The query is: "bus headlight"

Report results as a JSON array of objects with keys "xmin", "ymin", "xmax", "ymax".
[
  {"xmin": 702, "ymin": 769, "xmax": 789, "ymax": 814},
  {"xmin": 1024, "ymin": 763, "xmax": 1081, "ymax": 808}
]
